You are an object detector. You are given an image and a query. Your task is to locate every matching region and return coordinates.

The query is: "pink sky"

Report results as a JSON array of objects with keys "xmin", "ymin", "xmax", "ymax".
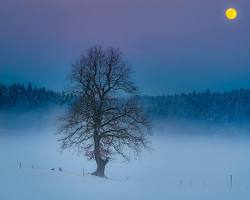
[{"xmin": 0, "ymin": 0, "xmax": 250, "ymax": 94}]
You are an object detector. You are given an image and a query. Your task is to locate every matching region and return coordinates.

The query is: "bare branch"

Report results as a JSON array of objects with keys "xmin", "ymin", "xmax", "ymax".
[{"xmin": 58, "ymin": 45, "xmax": 151, "ymax": 177}]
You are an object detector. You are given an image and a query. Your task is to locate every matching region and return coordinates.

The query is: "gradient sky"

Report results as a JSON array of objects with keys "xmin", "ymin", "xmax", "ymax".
[{"xmin": 0, "ymin": 0, "xmax": 250, "ymax": 95}]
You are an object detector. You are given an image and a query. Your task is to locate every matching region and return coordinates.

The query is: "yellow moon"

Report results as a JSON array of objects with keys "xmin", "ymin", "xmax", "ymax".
[{"xmin": 225, "ymin": 8, "xmax": 238, "ymax": 20}]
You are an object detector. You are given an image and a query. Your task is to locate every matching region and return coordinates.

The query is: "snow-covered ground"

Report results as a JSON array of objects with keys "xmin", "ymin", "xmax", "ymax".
[{"xmin": 0, "ymin": 112, "xmax": 250, "ymax": 200}]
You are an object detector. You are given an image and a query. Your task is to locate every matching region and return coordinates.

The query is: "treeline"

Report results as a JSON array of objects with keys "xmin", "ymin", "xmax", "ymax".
[
  {"xmin": 142, "ymin": 89, "xmax": 250, "ymax": 124},
  {"xmin": 0, "ymin": 83, "xmax": 73, "ymax": 111},
  {"xmin": 1, "ymin": 83, "xmax": 250, "ymax": 124}
]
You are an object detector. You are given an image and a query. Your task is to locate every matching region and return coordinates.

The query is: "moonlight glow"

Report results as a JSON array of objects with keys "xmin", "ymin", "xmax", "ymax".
[{"xmin": 225, "ymin": 8, "xmax": 238, "ymax": 20}]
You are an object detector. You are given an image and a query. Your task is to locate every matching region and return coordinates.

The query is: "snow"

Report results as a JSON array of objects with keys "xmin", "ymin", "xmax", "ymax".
[{"xmin": 0, "ymin": 113, "xmax": 250, "ymax": 200}]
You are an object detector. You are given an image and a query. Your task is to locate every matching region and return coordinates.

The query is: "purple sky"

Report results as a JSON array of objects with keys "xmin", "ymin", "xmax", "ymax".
[{"xmin": 0, "ymin": 0, "xmax": 250, "ymax": 95}]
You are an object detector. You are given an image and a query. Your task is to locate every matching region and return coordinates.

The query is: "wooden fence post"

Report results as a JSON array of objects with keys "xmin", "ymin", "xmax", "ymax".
[{"xmin": 230, "ymin": 174, "xmax": 233, "ymax": 189}]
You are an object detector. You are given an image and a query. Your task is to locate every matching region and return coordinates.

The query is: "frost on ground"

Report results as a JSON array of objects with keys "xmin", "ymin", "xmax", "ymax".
[{"xmin": 0, "ymin": 113, "xmax": 250, "ymax": 200}]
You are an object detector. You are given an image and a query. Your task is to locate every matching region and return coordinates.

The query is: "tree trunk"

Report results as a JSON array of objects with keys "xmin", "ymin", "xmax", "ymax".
[
  {"xmin": 91, "ymin": 134, "xmax": 108, "ymax": 178},
  {"xmin": 91, "ymin": 159, "xmax": 107, "ymax": 178}
]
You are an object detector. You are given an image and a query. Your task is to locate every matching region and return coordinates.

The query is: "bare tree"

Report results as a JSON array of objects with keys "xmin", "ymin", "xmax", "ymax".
[{"xmin": 59, "ymin": 46, "xmax": 151, "ymax": 177}]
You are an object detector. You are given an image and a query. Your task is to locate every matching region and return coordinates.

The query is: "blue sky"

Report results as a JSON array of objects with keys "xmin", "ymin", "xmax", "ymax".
[{"xmin": 0, "ymin": 0, "xmax": 249, "ymax": 95}]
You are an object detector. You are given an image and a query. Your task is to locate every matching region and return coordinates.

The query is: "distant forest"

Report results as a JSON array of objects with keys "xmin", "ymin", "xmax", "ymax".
[
  {"xmin": 143, "ymin": 89, "xmax": 250, "ymax": 124},
  {"xmin": 0, "ymin": 83, "xmax": 73, "ymax": 110},
  {"xmin": 1, "ymin": 83, "xmax": 250, "ymax": 124}
]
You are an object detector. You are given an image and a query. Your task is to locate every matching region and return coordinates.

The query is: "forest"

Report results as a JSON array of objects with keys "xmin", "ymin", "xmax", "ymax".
[
  {"xmin": 1, "ymin": 82, "xmax": 250, "ymax": 124},
  {"xmin": 0, "ymin": 83, "xmax": 73, "ymax": 110}
]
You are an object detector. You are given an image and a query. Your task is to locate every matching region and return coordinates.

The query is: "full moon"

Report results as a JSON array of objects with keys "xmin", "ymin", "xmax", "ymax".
[{"xmin": 225, "ymin": 8, "xmax": 238, "ymax": 20}]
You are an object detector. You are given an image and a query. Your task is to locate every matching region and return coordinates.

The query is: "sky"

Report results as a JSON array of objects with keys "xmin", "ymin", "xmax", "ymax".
[{"xmin": 0, "ymin": 0, "xmax": 250, "ymax": 95}]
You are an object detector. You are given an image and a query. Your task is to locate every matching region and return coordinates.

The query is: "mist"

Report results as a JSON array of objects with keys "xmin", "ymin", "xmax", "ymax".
[{"xmin": 0, "ymin": 110, "xmax": 249, "ymax": 200}]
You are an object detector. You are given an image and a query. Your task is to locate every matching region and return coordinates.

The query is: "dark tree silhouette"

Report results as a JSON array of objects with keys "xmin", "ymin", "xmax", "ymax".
[
  {"xmin": 59, "ymin": 46, "xmax": 151, "ymax": 177},
  {"xmin": 0, "ymin": 82, "xmax": 72, "ymax": 110},
  {"xmin": 1, "ymin": 82, "xmax": 250, "ymax": 124}
]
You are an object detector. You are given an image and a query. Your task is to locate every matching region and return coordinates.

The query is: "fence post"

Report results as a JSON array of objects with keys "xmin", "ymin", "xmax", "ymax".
[
  {"xmin": 230, "ymin": 174, "xmax": 233, "ymax": 189},
  {"xmin": 189, "ymin": 177, "xmax": 192, "ymax": 188}
]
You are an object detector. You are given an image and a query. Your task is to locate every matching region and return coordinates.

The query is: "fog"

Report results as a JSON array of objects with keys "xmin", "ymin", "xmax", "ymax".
[{"xmin": 0, "ymin": 111, "xmax": 250, "ymax": 199}]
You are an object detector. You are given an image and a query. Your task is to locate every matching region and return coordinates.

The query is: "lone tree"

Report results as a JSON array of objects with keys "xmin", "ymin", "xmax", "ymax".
[{"xmin": 59, "ymin": 46, "xmax": 151, "ymax": 177}]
